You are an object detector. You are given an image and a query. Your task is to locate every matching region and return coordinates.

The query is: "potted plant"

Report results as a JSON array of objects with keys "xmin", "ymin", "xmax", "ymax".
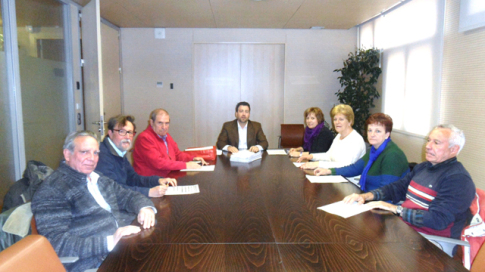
[{"xmin": 334, "ymin": 48, "xmax": 382, "ymax": 135}]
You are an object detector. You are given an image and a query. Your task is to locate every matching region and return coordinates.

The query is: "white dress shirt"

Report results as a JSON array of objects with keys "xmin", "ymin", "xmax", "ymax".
[
  {"xmin": 222, "ymin": 122, "xmax": 263, "ymax": 152},
  {"xmin": 86, "ymin": 172, "xmax": 116, "ymax": 250}
]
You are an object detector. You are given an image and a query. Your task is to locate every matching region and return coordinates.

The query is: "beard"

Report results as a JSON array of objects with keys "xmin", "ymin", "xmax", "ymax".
[{"xmin": 119, "ymin": 139, "xmax": 132, "ymax": 151}]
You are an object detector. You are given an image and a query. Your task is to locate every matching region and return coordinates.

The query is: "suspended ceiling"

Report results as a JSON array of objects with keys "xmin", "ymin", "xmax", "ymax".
[{"xmin": 71, "ymin": 0, "xmax": 404, "ymax": 29}]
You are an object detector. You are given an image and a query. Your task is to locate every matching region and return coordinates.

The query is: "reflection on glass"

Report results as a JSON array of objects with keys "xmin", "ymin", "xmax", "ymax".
[
  {"xmin": 0, "ymin": 1, "xmax": 17, "ymax": 207},
  {"xmin": 16, "ymin": 0, "xmax": 69, "ymax": 169}
]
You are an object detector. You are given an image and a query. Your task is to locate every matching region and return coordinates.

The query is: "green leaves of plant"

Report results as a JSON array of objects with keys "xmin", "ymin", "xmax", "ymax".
[{"xmin": 334, "ymin": 48, "xmax": 382, "ymax": 135}]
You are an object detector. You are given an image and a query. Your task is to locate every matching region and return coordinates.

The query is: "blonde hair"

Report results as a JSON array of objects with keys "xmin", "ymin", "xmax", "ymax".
[{"xmin": 330, "ymin": 104, "xmax": 354, "ymax": 126}]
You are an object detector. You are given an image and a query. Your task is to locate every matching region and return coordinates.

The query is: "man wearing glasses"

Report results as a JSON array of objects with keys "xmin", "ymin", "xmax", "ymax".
[{"xmin": 95, "ymin": 115, "xmax": 177, "ymax": 198}]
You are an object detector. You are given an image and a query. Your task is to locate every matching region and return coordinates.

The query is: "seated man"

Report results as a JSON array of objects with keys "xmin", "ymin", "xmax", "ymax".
[
  {"xmin": 31, "ymin": 131, "xmax": 156, "ymax": 272},
  {"xmin": 133, "ymin": 109, "xmax": 207, "ymax": 177},
  {"xmin": 216, "ymin": 101, "xmax": 269, "ymax": 153},
  {"xmin": 343, "ymin": 124, "xmax": 475, "ymax": 239},
  {"xmin": 95, "ymin": 115, "xmax": 177, "ymax": 198}
]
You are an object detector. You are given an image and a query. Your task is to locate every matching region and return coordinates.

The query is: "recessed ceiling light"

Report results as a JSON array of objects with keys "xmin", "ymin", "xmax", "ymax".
[{"xmin": 310, "ymin": 26, "xmax": 325, "ymax": 30}]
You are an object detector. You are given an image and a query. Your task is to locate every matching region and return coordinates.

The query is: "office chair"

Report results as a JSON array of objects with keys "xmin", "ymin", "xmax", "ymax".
[
  {"xmin": 420, "ymin": 188, "xmax": 485, "ymax": 270},
  {"xmin": 0, "ymin": 235, "xmax": 67, "ymax": 272},
  {"xmin": 278, "ymin": 124, "xmax": 304, "ymax": 148}
]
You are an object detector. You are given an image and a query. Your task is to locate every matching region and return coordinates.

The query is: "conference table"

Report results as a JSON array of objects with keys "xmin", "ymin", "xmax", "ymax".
[{"xmin": 99, "ymin": 153, "xmax": 466, "ymax": 271}]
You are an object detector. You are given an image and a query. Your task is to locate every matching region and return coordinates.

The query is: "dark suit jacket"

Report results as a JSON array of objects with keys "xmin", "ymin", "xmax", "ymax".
[
  {"xmin": 216, "ymin": 119, "xmax": 269, "ymax": 150},
  {"xmin": 96, "ymin": 137, "xmax": 160, "ymax": 197}
]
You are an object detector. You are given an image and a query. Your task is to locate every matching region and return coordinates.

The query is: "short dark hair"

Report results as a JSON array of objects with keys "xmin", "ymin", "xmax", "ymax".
[
  {"xmin": 107, "ymin": 115, "xmax": 136, "ymax": 134},
  {"xmin": 235, "ymin": 102, "xmax": 250, "ymax": 112},
  {"xmin": 365, "ymin": 113, "xmax": 393, "ymax": 133}
]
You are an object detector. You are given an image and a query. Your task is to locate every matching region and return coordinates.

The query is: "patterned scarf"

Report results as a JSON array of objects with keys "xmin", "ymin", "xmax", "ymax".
[
  {"xmin": 359, "ymin": 137, "xmax": 391, "ymax": 191},
  {"xmin": 303, "ymin": 122, "xmax": 324, "ymax": 151}
]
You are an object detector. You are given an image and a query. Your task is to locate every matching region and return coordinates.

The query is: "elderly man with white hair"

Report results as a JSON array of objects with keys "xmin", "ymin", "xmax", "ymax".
[
  {"xmin": 32, "ymin": 131, "xmax": 156, "ymax": 272},
  {"xmin": 343, "ymin": 124, "xmax": 475, "ymax": 239}
]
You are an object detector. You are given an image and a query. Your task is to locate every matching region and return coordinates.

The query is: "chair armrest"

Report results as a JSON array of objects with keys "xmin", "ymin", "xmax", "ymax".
[
  {"xmin": 0, "ymin": 235, "xmax": 66, "ymax": 272},
  {"xmin": 420, "ymin": 233, "xmax": 470, "ymax": 247}
]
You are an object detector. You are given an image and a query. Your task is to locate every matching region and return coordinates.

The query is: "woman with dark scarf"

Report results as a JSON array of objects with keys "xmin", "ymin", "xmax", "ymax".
[
  {"xmin": 289, "ymin": 107, "xmax": 334, "ymax": 157},
  {"xmin": 314, "ymin": 113, "xmax": 409, "ymax": 192}
]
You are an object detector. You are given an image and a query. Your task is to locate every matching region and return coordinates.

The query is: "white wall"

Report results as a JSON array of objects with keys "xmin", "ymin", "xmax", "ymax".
[
  {"xmin": 121, "ymin": 28, "xmax": 357, "ymax": 149},
  {"xmin": 439, "ymin": 0, "xmax": 485, "ymax": 189}
]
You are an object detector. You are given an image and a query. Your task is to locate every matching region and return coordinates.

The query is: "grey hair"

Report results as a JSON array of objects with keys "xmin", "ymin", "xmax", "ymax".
[
  {"xmin": 149, "ymin": 108, "xmax": 169, "ymax": 122},
  {"xmin": 63, "ymin": 131, "xmax": 99, "ymax": 152},
  {"xmin": 431, "ymin": 124, "xmax": 465, "ymax": 154}
]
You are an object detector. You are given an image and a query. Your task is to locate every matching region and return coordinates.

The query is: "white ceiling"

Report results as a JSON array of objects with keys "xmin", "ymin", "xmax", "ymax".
[{"xmin": 72, "ymin": 0, "xmax": 404, "ymax": 29}]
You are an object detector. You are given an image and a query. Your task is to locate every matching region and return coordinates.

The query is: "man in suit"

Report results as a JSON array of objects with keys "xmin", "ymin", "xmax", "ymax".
[
  {"xmin": 32, "ymin": 131, "xmax": 156, "ymax": 272},
  {"xmin": 216, "ymin": 101, "xmax": 269, "ymax": 153}
]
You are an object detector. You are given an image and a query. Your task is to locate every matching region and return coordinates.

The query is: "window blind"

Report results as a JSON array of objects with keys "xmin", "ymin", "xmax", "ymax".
[{"xmin": 358, "ymin": 0, "xmax": 445, "ymax": 136}]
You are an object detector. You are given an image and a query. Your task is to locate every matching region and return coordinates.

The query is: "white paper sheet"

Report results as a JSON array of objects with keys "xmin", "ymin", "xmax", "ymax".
[
  {"xmin": 165, "ymin": 185, "xmax": 200, "ymax": 195},
  {"xmin": 181, "ymin": 165, "xmax": 215, "ymax": 172},
  {"xmin": 185, "ymin": 146, "xmax": 213, "ymax": 151},
  {"xmin": 318, "ymin": 201, "xmax": 372, "ymax": 218},
  {"xmin": 305, "ymin": 175, "xmax": 348, "ymax": 183},
  {"xmin": 293, "ymin": 162, "xmax": 303, "ymax": 167},
  {"xmin": 217, "ymin": 149, "xmax": 222, "ymax": 155},
  {"xmin": 266, "ymin": 149, "xmax": 287, "ymax": 155}
]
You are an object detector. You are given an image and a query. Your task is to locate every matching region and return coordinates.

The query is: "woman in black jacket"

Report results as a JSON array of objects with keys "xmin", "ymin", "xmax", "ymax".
[{"xmin": 289, "ymin": 107, "xmax": 334, "ymax": 157}]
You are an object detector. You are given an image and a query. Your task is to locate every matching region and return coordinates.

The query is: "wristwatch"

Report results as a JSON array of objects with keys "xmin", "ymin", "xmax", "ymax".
[{"xmin": 395, "ymin": 205, "xmax": 403, "ymax": 216}]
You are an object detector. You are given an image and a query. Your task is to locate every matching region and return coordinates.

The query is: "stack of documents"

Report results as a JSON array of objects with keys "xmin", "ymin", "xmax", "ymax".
[{"xmin": 230, "ymin": 150, "xmax": 262, "ymax": 163}]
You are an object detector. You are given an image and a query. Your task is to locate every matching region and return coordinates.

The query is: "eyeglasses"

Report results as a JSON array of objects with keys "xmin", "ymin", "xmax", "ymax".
[{"xmin": 113, "ymin": 129, "xmax": 136, "ymax": 136}]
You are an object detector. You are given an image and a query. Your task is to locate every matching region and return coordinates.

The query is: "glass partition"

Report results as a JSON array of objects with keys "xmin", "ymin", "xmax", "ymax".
[
  {"xmin": 16, "ymin": 0, "xmax": 70, "ymax": 169},
  {"xmin": 0, "ymin": 0, "xmax": 17, "ymax": 208}
]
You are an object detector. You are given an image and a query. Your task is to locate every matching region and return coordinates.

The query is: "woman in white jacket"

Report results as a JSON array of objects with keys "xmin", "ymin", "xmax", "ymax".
[{"xmin": 299, "ymin": 104, "xmax": 366, "ymax": 169}]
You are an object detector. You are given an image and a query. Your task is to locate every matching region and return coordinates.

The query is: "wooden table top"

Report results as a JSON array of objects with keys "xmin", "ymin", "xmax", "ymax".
[{"xmin": 99, "ymin": 153, "xmax": 466, "ymax": 271}]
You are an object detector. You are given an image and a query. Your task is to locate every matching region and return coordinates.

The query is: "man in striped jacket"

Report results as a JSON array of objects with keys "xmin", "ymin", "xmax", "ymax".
[
  {"xmin": 32, "ymin": 131, "xmax": 156, "ymax": 272},
  {"xmin": 343, "ymin": 124, "xmax": 475, "ymax": 239}
]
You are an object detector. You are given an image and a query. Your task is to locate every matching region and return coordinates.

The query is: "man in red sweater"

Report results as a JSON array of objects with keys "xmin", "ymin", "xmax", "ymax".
[{"xmin": 133, "ymin": 109, "xmax": 207, "ymax": 176}]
